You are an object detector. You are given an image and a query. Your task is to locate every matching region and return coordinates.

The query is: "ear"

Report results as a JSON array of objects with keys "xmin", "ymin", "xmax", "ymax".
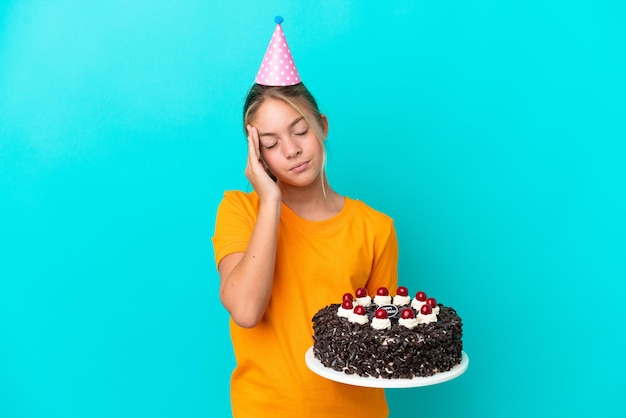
[{"xmin": 320, "ymin": 114, "xmax": 329, "ymax": 139}]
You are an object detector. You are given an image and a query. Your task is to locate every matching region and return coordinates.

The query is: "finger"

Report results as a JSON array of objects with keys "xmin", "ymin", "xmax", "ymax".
[
  {"xmin": 249, "ymin": 125, "xmax": 261, "ymax": 161},
  {"xmin": 246, "ymin": 125, "xmax": 262, "ymax": 162},
  {"xmin": 246, "ymin": 126, "xmax": 258, "ymax": 164}
]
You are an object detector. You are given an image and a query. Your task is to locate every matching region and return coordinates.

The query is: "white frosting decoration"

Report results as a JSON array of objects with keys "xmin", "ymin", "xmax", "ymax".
[
  {"xmin": 411, "ymin": 298, "xmax": 426, "ymax": 310},
  {"xmin": 337, "ymin": 306, "xmax": 352, "ymax": 318},
  {"xmin": 399, "ymin": 317, "xmax": 419, "ymax": 329},
  {"xmin": 355, "ymin": 296, "xmax": 371, "ymax": 307},
  {"xmin": 433, "ymin": 305, "xmax": 440, "ymax": 315},
  {"xmin": 393, "ymin": 295, "xmax": 411, "ymax": 306},
  {"xmin": 371, "ymin": 317, "xmax": 391, "ymax": 330},
  {"xmin": 416, "ymin": 312, "xmax": 438, "ymax": 324},
  {"xmin": 373, "ymin": 295, "xmax": 392, "ymax": 305},
  {"xmin": 348, "ymin": 312, "xmax": 369, "ymax": 325}
]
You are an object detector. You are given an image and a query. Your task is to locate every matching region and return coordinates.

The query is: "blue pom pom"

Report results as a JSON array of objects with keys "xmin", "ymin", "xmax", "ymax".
[{"xmin": 274, "ymin": 16, "xmax": 284, "ymax": 24}]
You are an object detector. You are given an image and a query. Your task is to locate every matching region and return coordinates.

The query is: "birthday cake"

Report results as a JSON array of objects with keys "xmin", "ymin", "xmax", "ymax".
[{"xmin": 311, "ymin": 287, "xmax": 463, "ymax": 379}]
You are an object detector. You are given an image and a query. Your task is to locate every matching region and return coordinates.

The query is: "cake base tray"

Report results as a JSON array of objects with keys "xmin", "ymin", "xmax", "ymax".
[{"xmin": 305, "ymin": 347, "xmax": 469, "ymax": 388}]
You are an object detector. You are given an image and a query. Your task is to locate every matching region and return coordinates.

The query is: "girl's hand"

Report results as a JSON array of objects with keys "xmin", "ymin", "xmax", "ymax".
[{"xmin": 245, "ymin": 125, "xmax": 281, "ymax": 203}]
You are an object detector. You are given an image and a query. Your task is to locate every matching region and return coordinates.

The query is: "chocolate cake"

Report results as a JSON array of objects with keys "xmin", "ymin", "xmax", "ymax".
[{"xmin": 311, "ymin": 287, "xmax": 463, "ymax": 379}]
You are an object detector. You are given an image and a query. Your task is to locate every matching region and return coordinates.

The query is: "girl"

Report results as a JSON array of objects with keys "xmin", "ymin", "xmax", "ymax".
[{"xmin": 212, "ymin": 18, "xmax": 398, "ymax": 418}]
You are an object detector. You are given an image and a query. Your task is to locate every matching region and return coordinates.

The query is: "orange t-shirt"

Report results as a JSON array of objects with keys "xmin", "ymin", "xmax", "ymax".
[{"xmin": 212, "ymin": 190, "xmax": 398, "ymax": 418}]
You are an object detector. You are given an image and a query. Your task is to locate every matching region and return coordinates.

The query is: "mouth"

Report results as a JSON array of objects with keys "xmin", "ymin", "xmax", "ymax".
[{"xmin": 289, "ymin": 161, "xmax": 310, "ymax": 172}]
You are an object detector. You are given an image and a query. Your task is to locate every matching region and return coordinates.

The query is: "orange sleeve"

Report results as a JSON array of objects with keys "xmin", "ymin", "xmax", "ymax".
[
  {"xmin": 212, "ymin": 191, "xmax": 258, "ymax": 268},
  {"xmin": 365, "ymin": 220, "xmax": 399, "ymax": 296}
]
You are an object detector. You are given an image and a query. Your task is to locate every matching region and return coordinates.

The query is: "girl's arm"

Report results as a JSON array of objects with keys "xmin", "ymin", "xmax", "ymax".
[{"xmin": 217, "ymin": 126, "xmax": 281, "ymax": 328}]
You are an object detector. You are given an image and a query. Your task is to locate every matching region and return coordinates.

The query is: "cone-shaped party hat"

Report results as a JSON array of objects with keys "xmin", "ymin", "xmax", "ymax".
[{"xmin": 254, "ymin": 16, "xmax": 301, "ymax": 86}]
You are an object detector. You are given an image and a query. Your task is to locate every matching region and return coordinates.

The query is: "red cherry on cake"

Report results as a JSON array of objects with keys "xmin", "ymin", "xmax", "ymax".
[
  {"xmin": 342, "ymin": 299, "xmax": 353, "ymax": 310},
  {"xmin": 426, "ymin": 297, "xmax": 437, "ymax": 308},
  {"xmin": 342, "ymin": 293, "xmax": 353, "ymax": 302},
  {"xmin": 401, "ymin": 309, "xmax": 415, "ymax": 319},
  {"xmin": 375, "ymin": 308, "xmax": 388, "ymax": 319},
  {"xmin": 376, "ymin": 287, "xmax": 389, "ymax": 296},
  {"xmin": 421, "ymin": 304, "xmax": 433, "ymax": 315},
  {"xmin": 353, "ymin": 305, "xmax": 366, "ymax": 315},
  {"xmin": 415, "ymin": 291, "xmax": 427, "ymax": 302},
  {"xmin": 355, "ymin": 287, "xmax": 368, "ymax": 298},
  {"xmin": 396, "ymin": 286, "xmax": 409, "ymax": 297}
]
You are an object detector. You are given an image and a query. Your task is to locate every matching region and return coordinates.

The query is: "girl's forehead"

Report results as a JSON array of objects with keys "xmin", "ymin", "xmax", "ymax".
[{"xmin": 253, "ymin": 98, "xmax": 307, "ymax": 125}]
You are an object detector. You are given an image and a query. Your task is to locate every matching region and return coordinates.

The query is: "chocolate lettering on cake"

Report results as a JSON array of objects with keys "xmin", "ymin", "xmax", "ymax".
[{"xmin": 379, "ymin": 304, "xmax": 399, "ymax": 318}]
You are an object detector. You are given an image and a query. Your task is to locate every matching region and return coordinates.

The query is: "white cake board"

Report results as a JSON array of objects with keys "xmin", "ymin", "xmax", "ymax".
[{"xmin": 305, "ymin": 347, "xmax": 469, "ymax": 388}]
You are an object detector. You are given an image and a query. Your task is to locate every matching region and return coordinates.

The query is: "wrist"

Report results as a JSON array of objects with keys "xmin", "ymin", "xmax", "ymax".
[{"xmin": 258, "ymin": 197, "xmax": 282, "ymax": 212}]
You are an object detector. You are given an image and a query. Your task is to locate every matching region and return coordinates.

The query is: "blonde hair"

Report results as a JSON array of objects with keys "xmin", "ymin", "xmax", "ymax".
[{"xmin": 243, "ymin": 83, "xmax": 328, "ymax": 195}]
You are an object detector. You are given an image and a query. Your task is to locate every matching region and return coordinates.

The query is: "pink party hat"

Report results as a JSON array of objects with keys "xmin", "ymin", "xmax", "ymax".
[{"xmin": 254, "ymin": 16, "xmax": 301, "ymax": 86}]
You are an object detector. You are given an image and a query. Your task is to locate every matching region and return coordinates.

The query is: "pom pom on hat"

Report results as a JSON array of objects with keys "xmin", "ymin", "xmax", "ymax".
[{"xmin": 254, "ymin": 16, "xmax": 301, "ymax": 86}]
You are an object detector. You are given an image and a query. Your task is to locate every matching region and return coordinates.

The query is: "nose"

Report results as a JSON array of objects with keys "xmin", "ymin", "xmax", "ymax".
[{"xmin": 282, "ymin": 137, "xmax": 302, "ymax": 158}]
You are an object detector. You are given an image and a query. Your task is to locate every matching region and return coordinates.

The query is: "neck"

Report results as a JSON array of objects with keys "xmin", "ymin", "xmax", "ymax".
[{"xmin": 278, "ymin": 177, "xmax": 343, "ymax": 221}]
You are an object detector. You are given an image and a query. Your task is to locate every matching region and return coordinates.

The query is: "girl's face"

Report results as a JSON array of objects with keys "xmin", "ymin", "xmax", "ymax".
[{"xmin": 251, "ymin": 98, "xmax": 327, "ymax": 189}]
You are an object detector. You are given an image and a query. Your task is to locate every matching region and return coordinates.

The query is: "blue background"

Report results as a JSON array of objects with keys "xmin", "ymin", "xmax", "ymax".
[{"xmin": 1, "ymin": 1, "xmax": 624, "ymax": 417}]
